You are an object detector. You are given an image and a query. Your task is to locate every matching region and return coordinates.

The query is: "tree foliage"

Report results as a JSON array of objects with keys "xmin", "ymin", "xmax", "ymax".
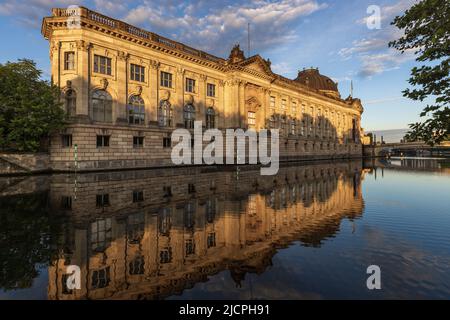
[
  {"xmin": 389, "ymin": 0, "xmax": 450, "ymax": 145},
  {"xmin": 0, "ymin": 59, "xmax": 65, "ymax": 152}
]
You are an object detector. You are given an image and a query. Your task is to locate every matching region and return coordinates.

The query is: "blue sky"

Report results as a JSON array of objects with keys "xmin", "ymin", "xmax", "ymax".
[{"xmin": 0, "ymin": 0, "xmax": 429, "ymax": 131}]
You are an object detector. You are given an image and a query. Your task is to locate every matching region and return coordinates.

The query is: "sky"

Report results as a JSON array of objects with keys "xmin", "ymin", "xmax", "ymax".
[{"xmin": 0, "ymin": 0, "xmax": 430, "ymax": 131}]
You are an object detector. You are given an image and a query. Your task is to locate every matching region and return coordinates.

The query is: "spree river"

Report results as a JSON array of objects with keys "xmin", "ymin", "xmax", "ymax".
[{"xmin": 1, "ymin": 158, "xmax": 449, "ymax": 300}]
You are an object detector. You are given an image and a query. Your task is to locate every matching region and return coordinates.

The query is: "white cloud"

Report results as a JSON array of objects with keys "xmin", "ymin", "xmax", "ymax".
[
  {"xmin": 339, "ymin": 0, "xmax": 418, "ymax": 78},
  {"xmin": 271, "ymin": 62, "xmax": 294, "ymax": 75},
  {"xmin": 94, "ymin": 0, "xmax": 128, "ymax": 15},
  {"xmin": 0, "ymin": 0, "xmax": 80, "ymax": 27},
  {"xmin": 123, "ymin": 0, "xmax": 327, "ymax": 56}
]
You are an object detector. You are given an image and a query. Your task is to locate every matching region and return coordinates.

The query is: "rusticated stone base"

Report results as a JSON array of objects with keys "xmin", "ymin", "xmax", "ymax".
[{"xmin": 48, "ymin": 124, "xmax": 363, "ymax": 172}]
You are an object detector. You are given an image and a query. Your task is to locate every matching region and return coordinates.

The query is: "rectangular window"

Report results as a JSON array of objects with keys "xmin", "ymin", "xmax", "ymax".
[
  {"xmin": 292, "ymin": 102, "xmax": 297, "ymax": 115},
  {"xmin": 185, "ymin": 239, "xmax": 195, "ymax": 256},
  {"xmin": 207, "ymin": 233, "xmax": 216, "ymax": 248},
  {"xmin": 188, "ymin": 183, "xmax": 196, "ymax": 194},
  {"xmin": 61, "ymin": 196, "xmax": 72, "ymax": 210},
  {"xmin": 96, "ymin": 135, "xmax": 110, "ymax": 147},
  {"xmin": 92, "ymin": 267, "xmax": 110, "ymax": 289},
  {"xmin": 64, "ymin": 52, "xmax": 75, "ymax": 70},
  {"xmin": 130, "ymin": 64, "xmax": 145, "ymax": 82},
  {"xmin": 96, "ymin": 194, "xmax": 110, "ymax": 207},
  {"xmin": 291, "ymin": 121, "xmax": 296, "ymax": 135},
  {"xmin": 132, "ymin": 190, "xmax": 144, "ymax": 203},
  {"xmin": 207, "ymin": 83, "xmax": 216, "ymax": 97},
  {"xmin": 247, "ymin": 111, "xmax": 256, "ymax": 126},
  {"xmin": 281, "ymin": 99, "xmax": 287, "ymax": 111},
  {"xmin": 160, "ymin": 71, "xmax": 172, "ymax": 88},
  {"xmin": 133, "ymin": 136, "xmax": 144, "ymax": 148},
  {"xmin": 93, "ymin": 55, "xmax": 112, "ymax": 75},
  {"xmin": 163, "ymin": 136, "xmax": 171, "ymax": 148},
  {"xmin": 163, "ymin": 186, "xmax": 172, "ymax": 197},
  {"xmin": 90, "ymin": 218, "xmax": 112, "ymax": 251},
  {"xmin": 61, "ymin": 134, "xmax": 72, "ymax": 148},
  {"xmin": 185, "ymin": 78, "xmax": 195, "ymax": 93},
  {"xmin": 270, "ymin": 96, "xmax": 276, "ymax": 110},
  {"xmin": 160, "ymin": 248, "xmax": 172, "ymax": 264}
]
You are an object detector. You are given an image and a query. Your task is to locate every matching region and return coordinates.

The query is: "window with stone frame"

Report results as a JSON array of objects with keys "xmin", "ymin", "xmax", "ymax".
[
  {"xmin": 90, "ymin": 218, "xmax": 112, "ymax": 252},
  {"xmin": 92, "ymin": 90, "xmax": 112, "ymax": 122},
  {"xmin": 185, "ymin": 239, "xmax": 195, "ymax": 256},
  {"xmin": 158, "ymin": 100, "xmax": 172, "ymax": 127},
  {"xmin": 61, "ymin": 134, "xmax": 72, "ymax": 148},
  {"xmin": 269, "ymin": 96, "xmax": 276, "ymax": 111},
  {"xmin": 160, "ymin": 247, "xmax": 172, "ymax": 264},
  {"xmin": 206, "ymin": 107, "xmax": 215, "ymax": 129},
  {"xmin": 207, "ymin": 83, "xmax": 216, "ymax": 97},
  {"xmin": 158, "ymin": 207, "xmax": 171, "ymax": 236},
  {"xmin": 207, "ymin": 232, "xmax": 216, "ymax": 248},
  {"xmin": 129, "ymin": 256, "xmax": 145, "ymax": 275},
  {"xmin": 290, "ymin": 119, "xmax": 296, "ymax": 135},
  {"xmin": 91, "ymin": 267, "xmax": 110, "ymax": 289},
  {"xmin": 64, "ymin": 51, "xmax": 75, "ymax": 70},
  {"xmin": 130, "ymin": 63, "xmax": 145, "ymax": 82},
  {"xmin": 160, "ymin": 71, "xmax": 172, "ymax": 88},
  {"xmin": 184, "ymin": 104, "xmax": 195, "ymax": 129},
  {"xmin": 247, "ymin": 111, "xmax": 256, "ymax": 127},
  {"xmin": 93, "ymin": 55, "xmax": 111, "ymax": 75},
  {"xmin": 281, "ymin": 99, "xmax": 287, "ymax": 112},
  {"xmin": 185, "ymin": 78, "xmax": 195, "ymax": 93},
  {"xmin": 128, "ymin": 95, "xmax": 145, "ymax": 125},
  {"xmin": 291, "ymin": 101, "xmax": 297, "ymax": 116}
]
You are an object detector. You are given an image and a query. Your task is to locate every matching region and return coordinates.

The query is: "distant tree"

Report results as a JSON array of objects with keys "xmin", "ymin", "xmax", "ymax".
[
  {"xmin": 389, "ymin": 0, "xmax": 449, "ymax": 146},
  {"xmin": 0, "ymin": 59, "xmax": 65, "ymax": 152}
]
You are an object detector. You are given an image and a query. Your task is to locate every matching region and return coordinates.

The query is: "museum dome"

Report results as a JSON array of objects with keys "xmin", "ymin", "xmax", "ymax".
[{"xmin": 295, "ymin": 68, "xmax": 339, "ymax": 97}]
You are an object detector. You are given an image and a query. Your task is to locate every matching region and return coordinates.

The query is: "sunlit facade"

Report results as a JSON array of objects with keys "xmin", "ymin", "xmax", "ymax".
[{"xmin": 42, "ymin": 7, "xmax": 364, "ymax": 171}]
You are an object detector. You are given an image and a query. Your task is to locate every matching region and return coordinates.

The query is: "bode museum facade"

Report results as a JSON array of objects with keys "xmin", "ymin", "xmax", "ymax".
[{"xmin": 41, "ymin": 7, "xmax": 364, "ymax": 171}]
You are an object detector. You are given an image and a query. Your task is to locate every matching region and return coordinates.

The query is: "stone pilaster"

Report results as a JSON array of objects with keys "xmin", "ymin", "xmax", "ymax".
[
  {"xmin": 149, "ymin": 60, "xmax": 160, "ymax": 124},
  {"xmin": 116, "ymin": 51, "xmax": 129, "ymax": 124},
  {"xmin": 75, "ymin": 40, "xmax": 91, "ymax": 123}
]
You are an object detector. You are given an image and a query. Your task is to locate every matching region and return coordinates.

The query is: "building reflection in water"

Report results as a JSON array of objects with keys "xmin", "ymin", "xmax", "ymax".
[{"xmin": 40, "ymin": 161, "xmax": 365, "ymax": 300}]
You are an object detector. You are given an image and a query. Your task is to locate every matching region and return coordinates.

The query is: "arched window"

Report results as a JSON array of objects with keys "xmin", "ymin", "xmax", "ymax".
[
  {"xmin": 92, "ymin": 90, "xmax": 112, "ymax": 123},
  {"xmin": 65, "ymin": 89, "xmax": 76, "ymax": 117},
  {"xmin": 184, "ymin": 104, "xmax": 195, "ymax": 129},
  {"xmin": 290, "ymin": 119, "xmax": 296, "ymax": 135},
  {"xmin": 127, "ymin": 95, "xmax": 145, "ymax": 125},
  {"xmin": 158, "ymin": 207, "xmax": 171, "ymax": 236},
  {"xmin": 268, "ymin": 115, "xmax": 275, "ymax": 129},
  {"xmin": 158, "ymin": 100, "xmax": 172, "ymax": 127},
  {"xmin": 205, "ymin": 107, "xmax": 215, "ymax": 129},
  {"xmin": 281, "ymin": 116, "xmax": 287, "ymax": 135}
]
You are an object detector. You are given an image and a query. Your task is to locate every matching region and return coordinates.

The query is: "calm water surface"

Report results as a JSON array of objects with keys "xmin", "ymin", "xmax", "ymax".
[{"xmin": 1, "ymin": 158, "xmax": 449, "ymax": 300}]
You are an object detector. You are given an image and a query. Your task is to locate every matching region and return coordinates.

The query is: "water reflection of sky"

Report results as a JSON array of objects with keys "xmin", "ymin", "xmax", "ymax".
[{"xmin": 1, "ymin": 158, "xmax": 449, "ymax": 300}]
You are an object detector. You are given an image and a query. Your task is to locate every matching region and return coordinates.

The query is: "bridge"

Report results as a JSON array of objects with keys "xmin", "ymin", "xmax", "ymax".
[{"xmin": 363, "ymin": 141, "xmax": 450, "ymax": 158}]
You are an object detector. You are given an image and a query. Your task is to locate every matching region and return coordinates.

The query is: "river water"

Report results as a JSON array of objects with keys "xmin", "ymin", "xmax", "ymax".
[{"xmin": 1, "ymin": 158, "xmax": 449, "ymax": 299}]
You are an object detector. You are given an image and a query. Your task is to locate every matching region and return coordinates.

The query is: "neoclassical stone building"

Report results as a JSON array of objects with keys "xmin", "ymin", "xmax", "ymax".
[{"xmin": 42, "ymin": 7, "xmax": 364, "ymax": 171}]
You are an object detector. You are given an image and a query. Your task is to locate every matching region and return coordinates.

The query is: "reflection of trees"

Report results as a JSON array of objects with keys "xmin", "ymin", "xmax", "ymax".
[{"xmin": 0, "ymin": 192, "xmax": 62, "ymax": 290}]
